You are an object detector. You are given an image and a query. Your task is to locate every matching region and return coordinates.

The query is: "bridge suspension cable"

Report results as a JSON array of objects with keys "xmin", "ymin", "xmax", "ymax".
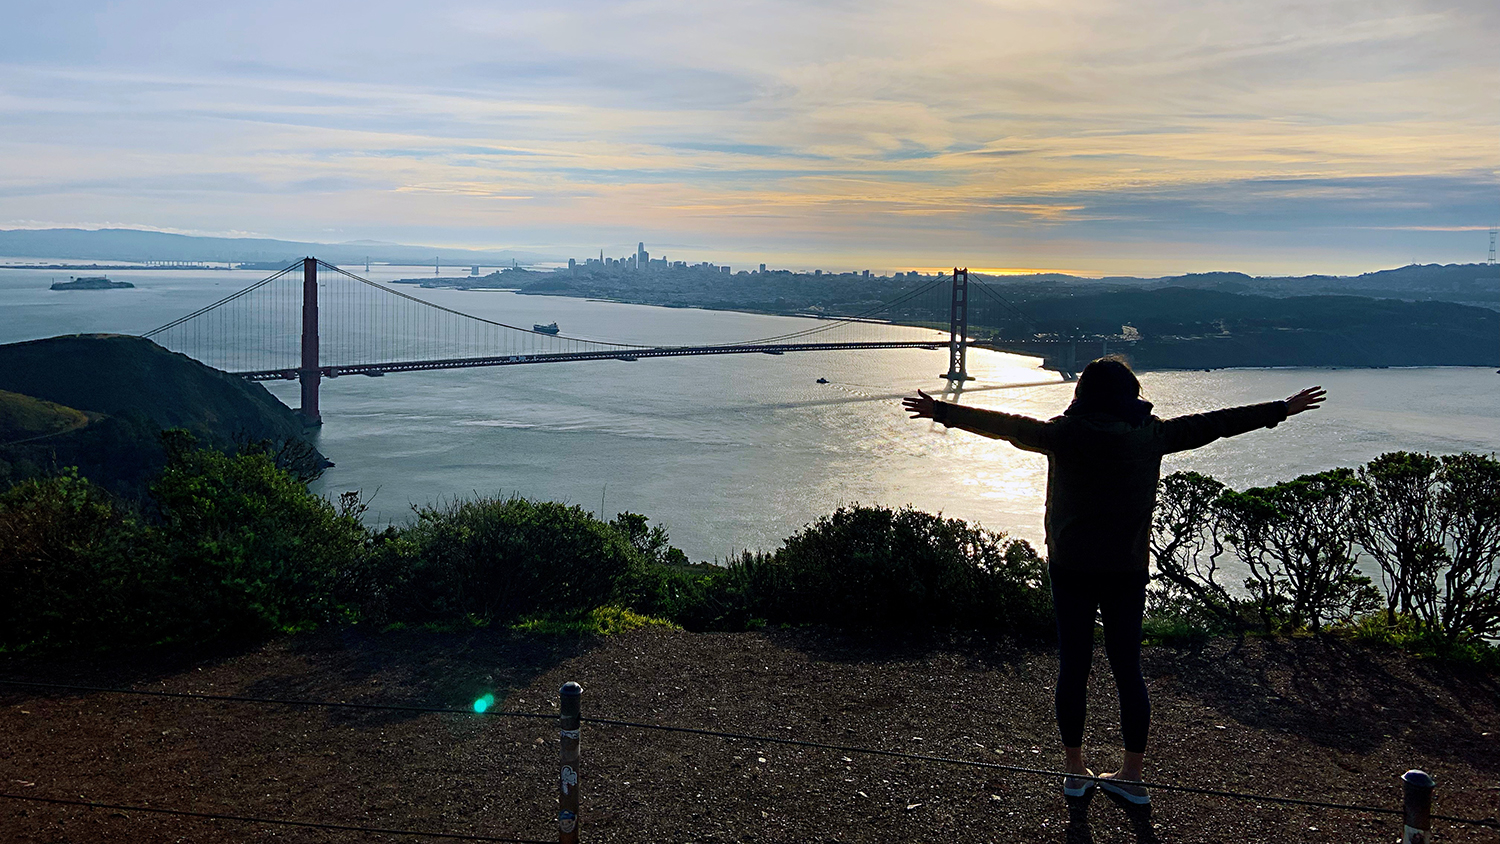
[{"xmin": 139, "ymin": 259, "xmax": 958, "ymax": 383}]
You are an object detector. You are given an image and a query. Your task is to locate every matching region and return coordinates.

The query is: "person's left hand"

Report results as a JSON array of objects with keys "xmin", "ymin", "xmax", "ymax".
[
  {"xmin": 1284, "ymin": 386, "xmax": 1326, "ymax": 416},
  {"xmin": 903, "ymin": 389, "xmax": 937, "ymax": 420}
]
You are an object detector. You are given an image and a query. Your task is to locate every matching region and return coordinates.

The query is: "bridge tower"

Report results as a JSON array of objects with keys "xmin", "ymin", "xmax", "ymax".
[
  {"xmin": 943, "ymin": 267, "xmax": 973, "ymax": 381},
  {"xmin": 299, "ymin": 257, "xmax": 321, "ymax": 425}
]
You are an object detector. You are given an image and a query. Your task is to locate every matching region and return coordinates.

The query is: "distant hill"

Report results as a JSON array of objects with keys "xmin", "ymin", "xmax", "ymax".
[
  {"xmin": 0, "ymin": 228, "xmax": 559, "ymax": 267},
  {"xmin": 989, "ymin": 288, "xmax": 1500, "ymax": 369},
  {"xmin": 0, "ymin": 335, "xmax": 322, "ymax": 495}
]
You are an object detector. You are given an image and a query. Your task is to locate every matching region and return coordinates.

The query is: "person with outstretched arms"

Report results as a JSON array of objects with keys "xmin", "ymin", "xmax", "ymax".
[{"xmin": 903, "ymin": 357, "xmax": 1325, "ymax": 804}]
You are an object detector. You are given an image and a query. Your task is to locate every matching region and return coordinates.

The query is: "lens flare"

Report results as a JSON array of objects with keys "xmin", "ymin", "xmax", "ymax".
[{"xmin": 473, "ymin": 693, "xmax": 495, "ymax": 713}]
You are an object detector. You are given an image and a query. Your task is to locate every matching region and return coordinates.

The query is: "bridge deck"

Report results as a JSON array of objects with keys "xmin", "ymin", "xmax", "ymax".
[
  {"xmin": 233, "ymin": 340, "xmax": 947, "ymax": 380},
  {"xmin": 231, "ymin": 338, "xmax": 1101, "ymax": 381}
]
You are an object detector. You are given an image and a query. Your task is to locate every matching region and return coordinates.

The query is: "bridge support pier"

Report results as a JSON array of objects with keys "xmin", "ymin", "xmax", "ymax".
[
  {"xmin": 942, "ymin": 267, "xmax": 973, "ymax": 381},
  {"xmin": 299, "ymin": 257, "xmax": 322, "ymax": 426}
]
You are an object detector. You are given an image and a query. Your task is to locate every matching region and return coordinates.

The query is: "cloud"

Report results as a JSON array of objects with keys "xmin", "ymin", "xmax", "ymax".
[{"xmin": 0, "ymin": 0, "xmax": 1494, "ymax": 274}]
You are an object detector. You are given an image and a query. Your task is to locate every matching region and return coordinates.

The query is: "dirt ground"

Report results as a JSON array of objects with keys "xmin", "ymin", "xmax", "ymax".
[{"xmin": 2, "ymin": 628, "xmax": 1497, "ymax": 843}]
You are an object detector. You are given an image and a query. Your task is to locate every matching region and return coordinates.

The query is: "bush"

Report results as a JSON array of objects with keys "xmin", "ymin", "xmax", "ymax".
[
  {"xmin": 150, "ymin": 432, "xmax": 368, "ymax": 638},
  {"xmin": 1217, "ymin": 469, "xmax": 1381, "ymax": 633},
  {"xmin": 0, "ymin": 471, "xmax": 152, "ymax": 650},
  {"xmin": 1353, "ymin": 452, "xmax": 1447, "ymax": 625},
  {"xmin": 619, "ymin": 556, "xmax": 758, "ymax": 632},
  {"xmin": 369, "ymin": 495, "xmax": 641, "ymax": 625},
  {"xmin": 1151, "ymin": 471, "xmax": 1245, "ymax": 630},
  {"xmin": 1432, "ymin": 452, "xmax": 1500, "ymax": 644},
  {"xmin": 512, "ymin": 606, "xmax": 680, "ymax": 636},
  {"xmin": 738, "ymin": 505, "xmax": 1051, "ymax": 634}
]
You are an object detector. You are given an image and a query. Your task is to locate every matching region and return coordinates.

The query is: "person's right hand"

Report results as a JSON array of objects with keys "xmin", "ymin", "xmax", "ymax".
[
  {"xmin": 1285, "ymin": 387, "xmax": 1326, "ymax": 416},
  {"xmin": 903, "ymin": 389, "xmax": 937, "ymax": 420}
]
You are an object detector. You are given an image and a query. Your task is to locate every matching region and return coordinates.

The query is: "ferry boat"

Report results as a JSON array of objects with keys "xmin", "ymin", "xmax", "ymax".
[{"xmin": 533, "ymin": 322, "xmax": 560, "ymax": 334}]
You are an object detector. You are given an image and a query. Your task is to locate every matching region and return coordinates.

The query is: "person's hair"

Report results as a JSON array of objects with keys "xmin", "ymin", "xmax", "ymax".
[{"xmin": 1073, "ymin": 356, "xmax": 1141, "ymax": 407}]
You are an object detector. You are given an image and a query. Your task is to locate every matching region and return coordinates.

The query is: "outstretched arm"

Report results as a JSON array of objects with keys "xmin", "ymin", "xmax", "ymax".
[
  {"xmin": 1285, "ymin": 386, "xmax": 1326, "ymax": 416},
  {"xmin": 902, "ymin": 390, "xmax": 1051, "ymax": 451},
  {"xmin": 1159, "ymin": 387, "xmax": 1326, "ymax": 454}
]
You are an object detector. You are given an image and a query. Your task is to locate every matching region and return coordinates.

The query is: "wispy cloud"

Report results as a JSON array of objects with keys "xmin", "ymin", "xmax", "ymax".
[{"xmin": 0, "ymin": 0, "xmax": 1495, "ymax": 273}]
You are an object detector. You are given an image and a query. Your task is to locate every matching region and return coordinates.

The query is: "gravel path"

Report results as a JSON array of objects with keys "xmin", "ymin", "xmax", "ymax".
[{"xmin": 2, "ymin": 628, "xmax": 1497, "ymax": 842}]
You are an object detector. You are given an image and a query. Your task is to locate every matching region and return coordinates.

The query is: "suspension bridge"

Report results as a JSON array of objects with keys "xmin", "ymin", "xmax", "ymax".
[{"xmin": 143, "ymin": 258, "xmax": 1117, "ymax": 424}]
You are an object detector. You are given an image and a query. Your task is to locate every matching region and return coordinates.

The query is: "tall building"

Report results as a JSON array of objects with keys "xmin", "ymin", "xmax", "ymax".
[
  {"xmin": 759, "ymin": 263, "xmax": 766, "ymax": 273},
  {"xmin": 637, "ymin": 242, "xmax": 648, "ymax": 270}
]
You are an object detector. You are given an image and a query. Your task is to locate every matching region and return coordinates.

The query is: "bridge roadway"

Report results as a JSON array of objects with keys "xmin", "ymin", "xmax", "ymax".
[{"xmin": 232, "ymin": 337, "xmax": 1103, "ymax": 381}]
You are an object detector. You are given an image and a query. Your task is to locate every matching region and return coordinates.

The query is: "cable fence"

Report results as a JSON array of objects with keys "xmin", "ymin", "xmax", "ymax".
[{"xmin": 2, "ymin": 677, "xmax": 1495, "ymax": 840}]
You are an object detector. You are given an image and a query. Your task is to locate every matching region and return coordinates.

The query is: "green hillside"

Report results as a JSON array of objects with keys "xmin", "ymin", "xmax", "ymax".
[
  {"xmin": 0, "ymin": 390, "xmax": 91, "ymax": 444},
  {"xmin": 0, "ymin": 334, "xmax": 320, "ymax": 494}
]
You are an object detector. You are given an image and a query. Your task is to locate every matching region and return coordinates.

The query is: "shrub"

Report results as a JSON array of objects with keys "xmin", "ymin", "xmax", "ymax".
[
  {"xmin": 1151, "ymin": 471, "xmax": 1245, "ymax": 630},
  {"xmin": 371, "ymin": 495, "xmax": 641, "ymax": 625},
  {"xmin": 1217, "ymin": 469, "xmax": 1381, "ymax": 632},
  {"xmin": 0, "ymin": 471, "xmax": 152, "ymax": 649},
  {"xmin": 150, "ymin": 432, "xmax": 368, "ymax": 638},
  {"xmin": 512, "ymin": 606, "xmax": 681, "ymax": 635},
  {"xmin": 619, "ymin": 556, "xmax": 758, "ymax": 632},
  {"xmin": 740, "ymin": 505, "xmax": 1051, "ymax": 634},
  {"xmin": 1353, "ymin": 452, "xmax": 1447, "ymax": 625},
  {"xmin": 1432, "ymin": 452, "xmax": 1500, "ymax": 644}
]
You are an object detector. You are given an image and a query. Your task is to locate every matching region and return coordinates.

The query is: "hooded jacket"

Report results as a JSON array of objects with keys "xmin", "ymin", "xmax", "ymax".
[{"xmin": 931, "ymin": 399, "xmax": 1288, "ymax": 572}]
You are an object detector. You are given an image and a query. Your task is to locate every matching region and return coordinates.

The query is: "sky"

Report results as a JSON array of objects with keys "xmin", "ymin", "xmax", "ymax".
[{"xmin": 1, "ymin": 0, "xmax": 1496, "ymax": 276}]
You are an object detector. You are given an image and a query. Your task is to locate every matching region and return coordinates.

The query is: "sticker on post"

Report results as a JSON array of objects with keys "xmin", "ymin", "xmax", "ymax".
[
  {"xmin": 560, "ymin": 728, "xmax": 580, "ymax": 739},
  {"xmin": 561, "ymin": 765, "xmax": 578, "ymax": 794},
  {"xmin": 559, "ymin": 810, "xmax": 577, "ymax": 834}
]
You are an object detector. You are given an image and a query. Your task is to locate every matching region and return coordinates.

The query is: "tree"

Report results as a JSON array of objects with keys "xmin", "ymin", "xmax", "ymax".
[
  {"xmin": 1217, "ymin": 469, "xmax": 1380, "ymax": 632},
  {"xmin": 1353, "ymin": 452, "xmax": 1447, "ymax": 625},
  {"xmin": 1432, "ymin": 453, "xmax": 1500, "ymax": 644},
  {"xmin": 1150, "ymin": 471, "xmax": 1242, "ymax": 629}
]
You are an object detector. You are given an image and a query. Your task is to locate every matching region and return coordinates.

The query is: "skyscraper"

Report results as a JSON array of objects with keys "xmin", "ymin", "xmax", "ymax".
[{"xmin": 637, "ymin": 242, "xmax": 648, "ymax": 270}]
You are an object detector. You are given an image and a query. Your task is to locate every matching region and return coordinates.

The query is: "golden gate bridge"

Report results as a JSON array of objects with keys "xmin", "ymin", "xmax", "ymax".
[{"xmin": 143, "ymin": 258, "xmax": 1112, "ymax": 424}]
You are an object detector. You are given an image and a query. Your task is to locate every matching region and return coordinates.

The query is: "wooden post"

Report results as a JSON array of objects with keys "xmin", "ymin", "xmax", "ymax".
[
  {"xmin": 1402, "ymin": 769, "xmax": 1434, "ymax": 844},
  {"xmin": 559, "ymin": 682, "xmax": 582, "ymax": 843}
]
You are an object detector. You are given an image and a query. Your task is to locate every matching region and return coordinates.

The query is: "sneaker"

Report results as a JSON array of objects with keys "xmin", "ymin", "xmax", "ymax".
[
  {"xmin": 1098, "ymin": 772, "xmax": 1150, "ymax": 805},
  {"xmin": 1062, "ymin": 768, "xmax": 1095, "ymax": 798}
]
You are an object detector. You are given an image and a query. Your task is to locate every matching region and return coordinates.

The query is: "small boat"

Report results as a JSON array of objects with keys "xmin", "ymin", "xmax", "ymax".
[
  {"xmin": 533, "ymin": 322, "xmax": 560, "ymax": 334},
  {"xmin": 816, "ymin": 377, "xmax": 829, "ymax": 384}
]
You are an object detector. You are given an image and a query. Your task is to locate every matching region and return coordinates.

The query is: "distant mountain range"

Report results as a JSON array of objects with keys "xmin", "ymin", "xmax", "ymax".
[{"xmin": 0, "ymin": 228, "xmax": 560, "ymax": 267}]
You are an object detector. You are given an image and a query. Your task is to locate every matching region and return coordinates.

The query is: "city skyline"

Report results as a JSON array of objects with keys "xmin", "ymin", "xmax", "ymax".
[{"xmin": 2, "ymin": 1, "xmax": 1496, "ymax": 277}]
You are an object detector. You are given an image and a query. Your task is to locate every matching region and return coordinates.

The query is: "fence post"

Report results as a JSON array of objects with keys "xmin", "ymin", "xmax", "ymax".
[
  {"xmin": 1402, "ymin": 769, "xmax": 1435, "ymax": 844},
  {"xmin": 559, "ymin": 682, "xmax": 582, "ymax": 844}
]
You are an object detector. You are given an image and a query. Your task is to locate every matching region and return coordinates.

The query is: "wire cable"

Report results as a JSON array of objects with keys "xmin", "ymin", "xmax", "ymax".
[
  {"xmin": 0, "ymin": 792, "xmax": 552, "ymax": 843},
  {"xmin": 141, "ymin": 263, "xmax": 301, "ymax": 338},
  {"xmin": 968, "ymin": 275, "xmax": 1044, "ymax": 331},
  {"xmin": 0, "ymin": 679, "xmax": 552, "ymax": 721},
  {"xmin": 315, "ymin": 261, "xmax": 650, "ymax": 350},
  {"xmin": 579, "ymin": 715, "xmax": 1497, "ymax": 829}
]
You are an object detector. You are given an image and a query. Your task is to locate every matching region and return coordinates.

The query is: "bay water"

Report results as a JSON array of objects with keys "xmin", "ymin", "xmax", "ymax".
[{"xmin": 3, "ymin": 263, "xmax": 1498, "ymax": 562}]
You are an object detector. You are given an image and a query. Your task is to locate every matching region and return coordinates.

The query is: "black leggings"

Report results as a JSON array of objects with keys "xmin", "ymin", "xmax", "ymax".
[{"xmin": 1050, "ymin": 564, "xmax": 1150, "ymax": 754}]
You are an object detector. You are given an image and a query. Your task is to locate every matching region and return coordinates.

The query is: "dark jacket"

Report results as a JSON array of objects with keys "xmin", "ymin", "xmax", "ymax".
[{"xmin": 932, "ymin": 399, "xmax": 1289, "ymax": 572}]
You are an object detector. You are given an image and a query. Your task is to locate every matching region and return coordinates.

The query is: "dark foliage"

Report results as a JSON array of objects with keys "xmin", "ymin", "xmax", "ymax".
[
  {"xmin": 740, "ymin": 505, "xmax": 1052, "ymax": 634},
  {"xmin": 0, "ymin": 471, "xmax": 149, "ymax": 649},
  {"xmin": 149, "ymin": 431, "xmax": 368, "ymax": 639},
  {"xmin": 364, "ymin": 496, "xmax": 641, "ymax": 625}
]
